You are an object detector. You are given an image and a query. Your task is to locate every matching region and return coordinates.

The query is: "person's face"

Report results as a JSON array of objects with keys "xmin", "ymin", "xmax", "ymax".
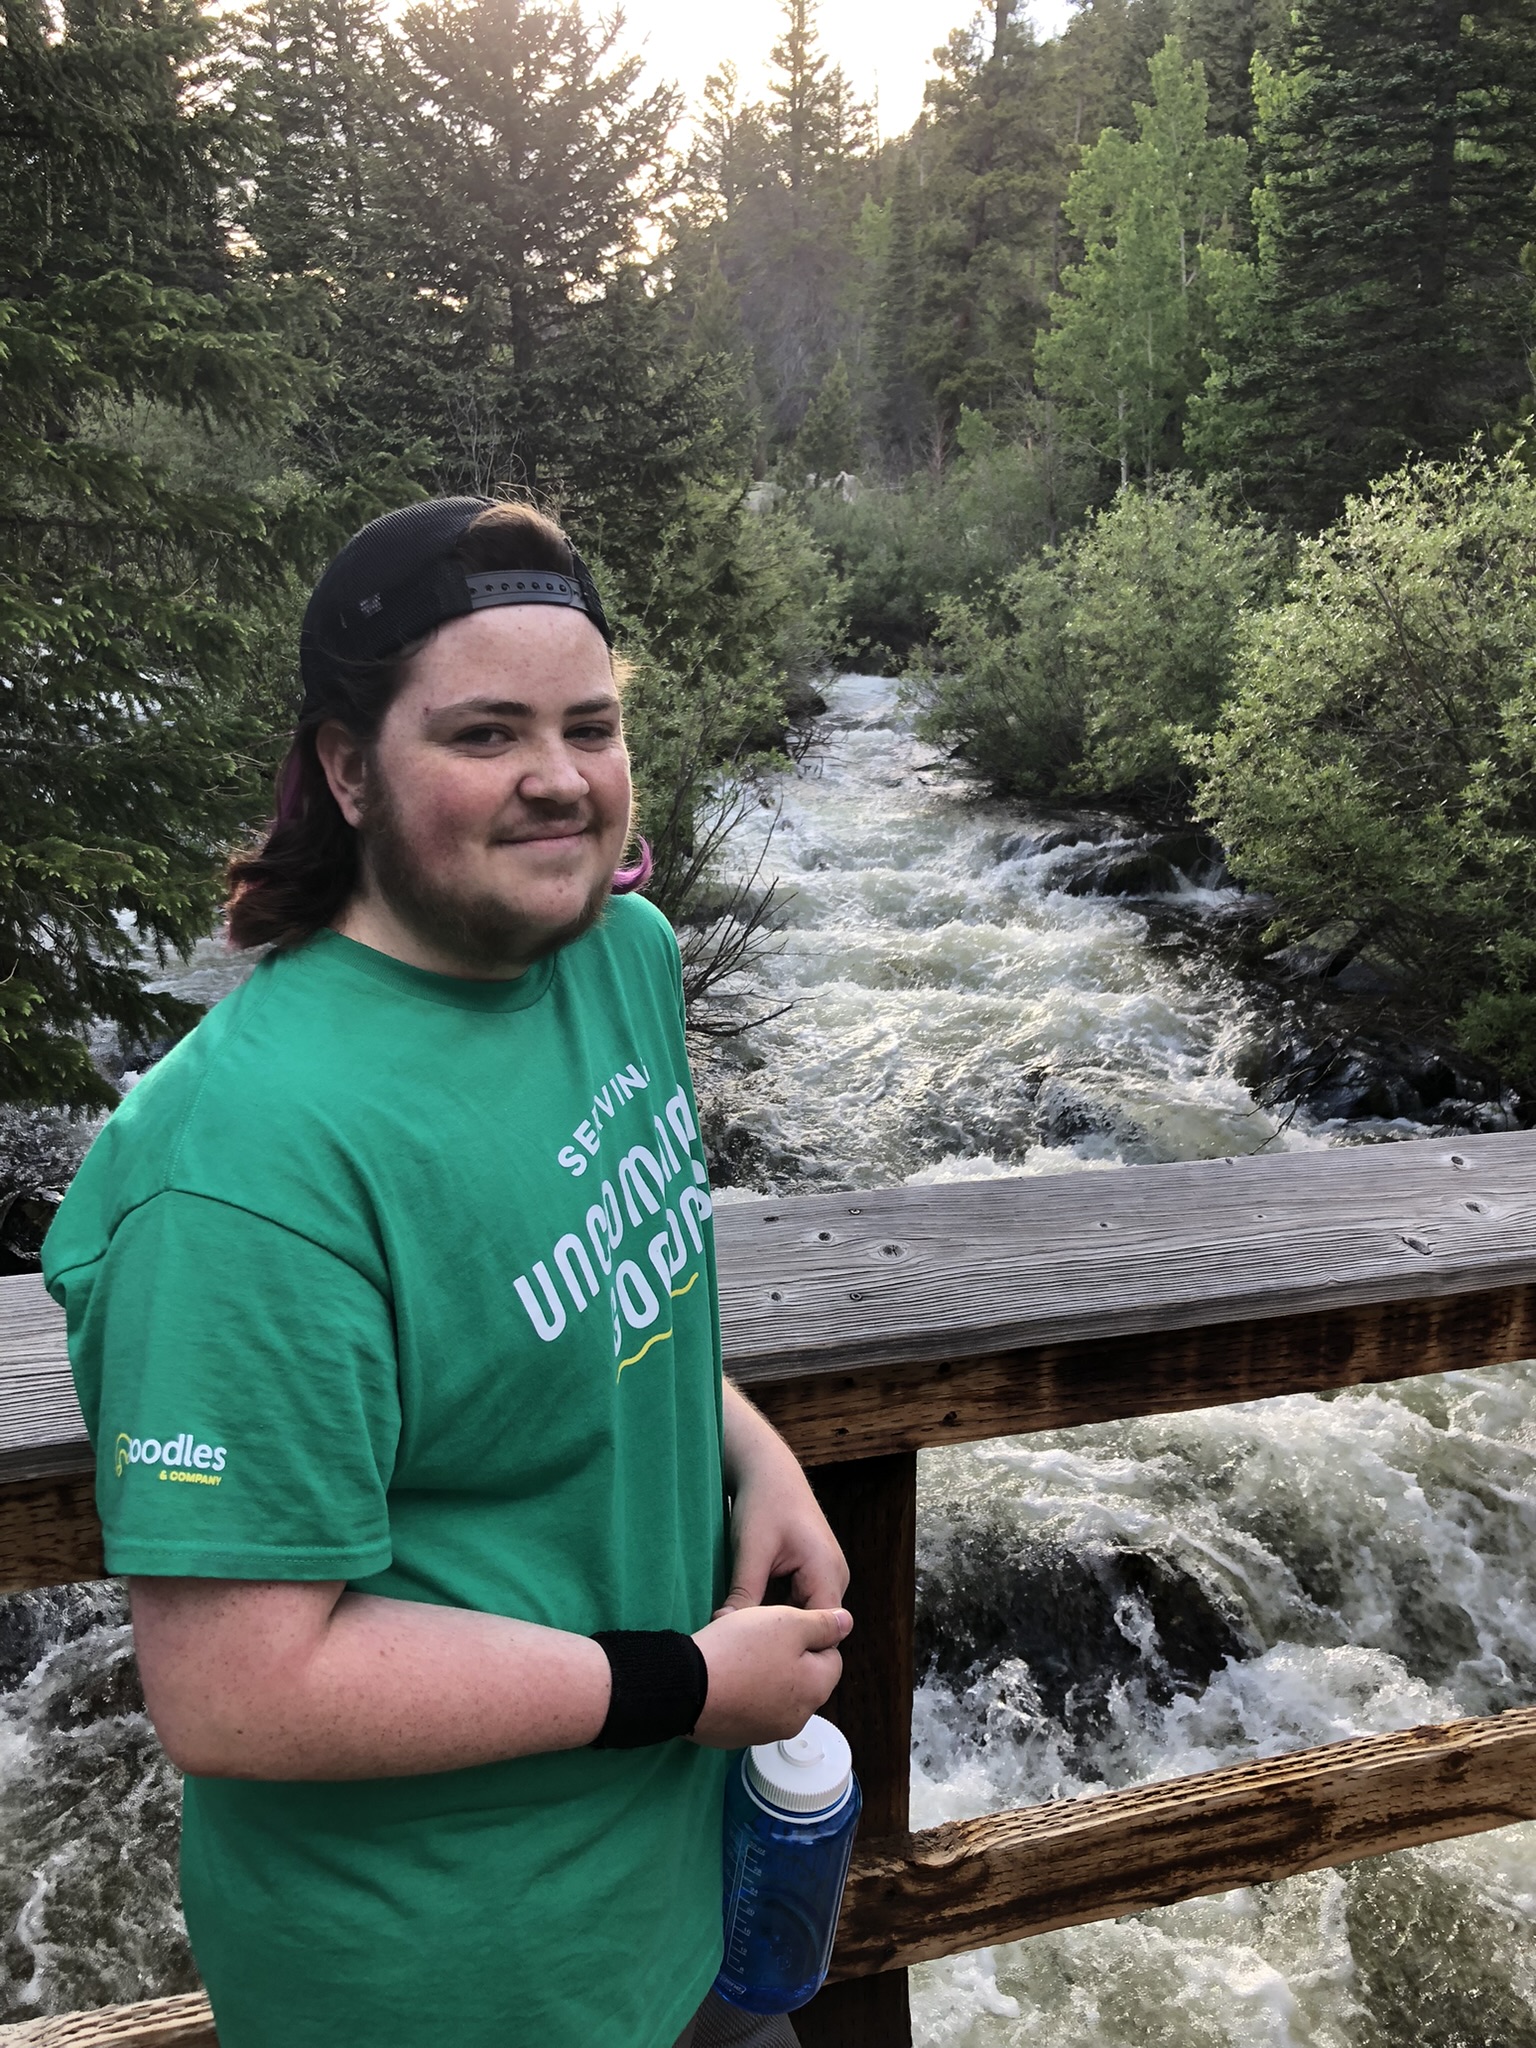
[{"xmin": 317, "ymin": 604, "xmax": 632, "ymax": 977}]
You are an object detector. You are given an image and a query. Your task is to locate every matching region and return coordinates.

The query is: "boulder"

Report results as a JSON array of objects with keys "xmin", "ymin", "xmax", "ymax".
[
  {"xmin": 1032, "ymin": 1076, "xmax": 1149, "ymax": 1152},
  {"xmin": 997, "ymin": 818, "xmax": 1122, "ymax": 862},
  {"xmin": 916, "ymin": 1531, "xmax": 1255, "ymax": 1737},
  {"xmin": 1239, "ymin": 1027, "xmax": 1518, "ymax": 1129},
  {"xmin": 1060, "ymin": 848, "xmax": 1182, "ymax": 897}
]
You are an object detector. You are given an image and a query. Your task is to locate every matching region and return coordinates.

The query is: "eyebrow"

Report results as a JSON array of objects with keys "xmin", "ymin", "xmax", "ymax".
[{"xmin": 425, "ymin": 694, "xmax": 622, "ymax": 722}]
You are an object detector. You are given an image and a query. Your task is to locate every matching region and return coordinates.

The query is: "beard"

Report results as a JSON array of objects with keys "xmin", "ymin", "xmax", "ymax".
[{"xmin": 357, "ymin": 772, "xmax": 612, "ymax": 977}]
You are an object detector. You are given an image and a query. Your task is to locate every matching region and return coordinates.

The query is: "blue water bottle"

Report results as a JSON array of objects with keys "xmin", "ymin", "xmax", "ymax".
[{"xmin": 714, "ymin": 1715, "xmax": 862, "ymax": 2015}]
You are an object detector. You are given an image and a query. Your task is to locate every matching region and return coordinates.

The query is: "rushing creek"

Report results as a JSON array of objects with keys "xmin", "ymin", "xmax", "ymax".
[{"xmin": 5, "ymin": 674, "xmax": 1536, "ymax": 2042}]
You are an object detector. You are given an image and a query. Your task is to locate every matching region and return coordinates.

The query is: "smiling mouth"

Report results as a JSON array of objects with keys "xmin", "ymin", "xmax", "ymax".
[{"xmin": 497, "ymin": 826, "xmax": 589, "ymax": 847}]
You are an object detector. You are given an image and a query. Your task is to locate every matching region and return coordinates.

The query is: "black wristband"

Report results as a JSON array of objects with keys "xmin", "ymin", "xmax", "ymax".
[{"xmin": 589, "ymin": 1629, "xmax": 710, "ymax": 1749}]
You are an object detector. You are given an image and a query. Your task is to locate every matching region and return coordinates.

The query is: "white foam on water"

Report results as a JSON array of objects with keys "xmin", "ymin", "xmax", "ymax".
[
  {"xmin": 903, "ymin": 1369, "xmax": 1536, "ymax": 2043},
  {"xmin": 703, "ymin": 675, "xmax": 1335, "ymax": 1190}
]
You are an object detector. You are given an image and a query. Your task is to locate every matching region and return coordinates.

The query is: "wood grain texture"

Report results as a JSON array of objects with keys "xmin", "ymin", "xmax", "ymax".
[
  {"xmin": 0, "ymin": 1471, "xmax": 103, "ymax": 1596},
  {"xmin": 826, "ymin": 1707, "xmax": 1536, "ymax": 1978},
  {"xmin": 16, "ymin": 1711, "xmax": 1536, "ymax": 2041},
  {"xmin": 749, "ymin": 1285, "xmax": 1536, "ymax": 1467},
  {"xmin": 0, "ymin": 1275, "xmax": 88, "ymax": 1483},
  {"xmin": 9, "ymin": 1135, "xmax": 1536, "ymax": 1481},
  {"xmin": 0, "ymin": 1993, "xmax": 215, "ymax": 2046},
  {"xmin": 716, "ymin": 1134, "xmax": 1536, "ymax": 1381}
]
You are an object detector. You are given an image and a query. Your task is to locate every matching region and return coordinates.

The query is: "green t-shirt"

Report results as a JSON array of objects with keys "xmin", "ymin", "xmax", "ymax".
[{"xmin": 43, "ymin": 896, "xmax": 730, "ymax": 2048}]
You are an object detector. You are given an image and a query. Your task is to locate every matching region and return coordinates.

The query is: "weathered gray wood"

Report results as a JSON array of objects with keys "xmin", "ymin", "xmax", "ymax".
[
  {"xmin": 828, "ymin": 1706, "xmax": 1536, "ymax": 1978},
  {"xmin": 716, "ymin": 1133, "xmax": 1536, "ymax": 1382},
  {"xmin": 9, "ymin": 1134, "xmax": 1536, "ymax": 1488},
  {"xmin": 0, "ymin": 1275, "xmax": 88, "ymax": 1484}
]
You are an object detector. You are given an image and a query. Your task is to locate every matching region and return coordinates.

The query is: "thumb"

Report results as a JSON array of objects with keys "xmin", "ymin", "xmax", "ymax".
[{"xmin": 798, "ymin": 1607, "xmax": 853, "ymax": 1651}]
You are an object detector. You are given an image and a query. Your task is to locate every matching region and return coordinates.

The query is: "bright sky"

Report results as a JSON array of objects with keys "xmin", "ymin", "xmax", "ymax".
[{"xmin": 604, "ymin": 0, "xmax": 1077, "ymax": 140}]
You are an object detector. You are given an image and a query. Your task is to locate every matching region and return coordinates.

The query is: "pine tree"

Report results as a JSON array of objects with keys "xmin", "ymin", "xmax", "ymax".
[
  {"xmin": 0, "ymin": 0, "xmax": 330, "ymax": 1106},
  {"xmin": 1221, "ymin": 0, "xmax": 1536, "ymax": 526},
  {"xmin": 794, "ymin": 354, "xmax": 859, "ymax": 479},
  {"xmin": 238, "ymin": 0, "xmax": 389, "ymax": 277},
  {"xmin": 683, "ymin": 65, "xmax": 774, "ymax": 227},
  {"xmin": 673, "ymin": 0, "xmax": 874, "ymax": 446},
  {"xmin": 240, "ymin": 0, "xmax": 686, "ymax": 498},
  {"xmin": 1170, "ymin": 0, "xmax": 1288, "ymax": 136},
  {"xmin": 767, "ymin": 0, "xmax": 843, "ymax": 201},
  {"xmin": 872, "ymin": 151, "xmax": 928, "ymax": 462},
  {"xmin": 907, "ymin": 3, "xmax": 1066, "ymax": 446}
]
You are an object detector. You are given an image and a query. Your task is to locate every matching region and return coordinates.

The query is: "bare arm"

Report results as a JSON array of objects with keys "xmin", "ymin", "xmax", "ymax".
[
  {"xmin": 130, "ymin": 1446, "xmax": 851, "ymax": 1779},
  {"xmin": 715, "ymin": 1379, "xmax": 850, "ymax": 1614},
  {"xmin": 129, "ymin": 1577, "xmax": 614, "ymax": 1780}
]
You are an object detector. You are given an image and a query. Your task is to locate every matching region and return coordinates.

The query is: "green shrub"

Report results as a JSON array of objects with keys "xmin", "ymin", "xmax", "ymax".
[
  {"xmin": 909, "ymin": 476, "xmax": 1281, "ymax": 808},
  {"xmin": 794, "ymin": 421, "xmax": 1097, "ymax": 667},
  {"xmin": 908, "ymin": 559, "xmax": 1083, "ymax": 800},
  {"xmin": 1197, "ymin": 451, "xmax": 1536, "ymax": 1084}
]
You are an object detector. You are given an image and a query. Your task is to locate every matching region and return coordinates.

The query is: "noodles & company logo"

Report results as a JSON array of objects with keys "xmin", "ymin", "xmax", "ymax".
[{"xmin": 114, "ymin": 1431, "xmax": 228, "ymax": 1485}]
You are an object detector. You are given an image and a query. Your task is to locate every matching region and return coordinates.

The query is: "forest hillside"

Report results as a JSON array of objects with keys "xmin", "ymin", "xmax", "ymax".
[{"xmin": 3, "ymin": 0, "xmax": 1536, "ymax": 1118}]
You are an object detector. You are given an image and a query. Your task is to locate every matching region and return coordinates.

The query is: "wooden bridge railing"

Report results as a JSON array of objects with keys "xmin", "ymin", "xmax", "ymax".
[{"xmin": 6, "ymin": 1134, "xmax": 1536, "ymax": 2045}]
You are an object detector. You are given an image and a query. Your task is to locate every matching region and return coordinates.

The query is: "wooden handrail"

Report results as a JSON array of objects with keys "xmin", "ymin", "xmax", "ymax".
[
  {"xmin": 8, "ymin": 1133, "xmax": 1536, "ymax": 1515},
  {"xmin": 6, "ymin": 1134, "xmax": 1536, "ymax": 2047},
  {"xmin": 7, "ymin": 1707, "xmax": 1536, "ymax": 2045},
  {"xmin": 831, "ymin": 1705, "xmax": 1536, "ymax": 1976},
  {"xmin": 0, "ymin": 1994, "xmax": 215, "ymax": 2045}
]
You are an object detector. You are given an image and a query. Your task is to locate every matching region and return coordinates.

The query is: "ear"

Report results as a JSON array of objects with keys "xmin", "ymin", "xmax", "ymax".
[{"xmin": 314, "ymin": 721, "xmax": 370, "ymax": 829}]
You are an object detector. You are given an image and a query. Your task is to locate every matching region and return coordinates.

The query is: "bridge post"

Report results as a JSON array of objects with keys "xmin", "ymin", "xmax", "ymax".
[{"xmin": 795, "ymin": 1450, "xmax": 917, "ymax": 2048}]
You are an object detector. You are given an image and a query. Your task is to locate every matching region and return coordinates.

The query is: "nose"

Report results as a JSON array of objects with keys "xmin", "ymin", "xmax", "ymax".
[{"xmin": 516, "ymin": 737, "xmax": 591, "ymax": 807}]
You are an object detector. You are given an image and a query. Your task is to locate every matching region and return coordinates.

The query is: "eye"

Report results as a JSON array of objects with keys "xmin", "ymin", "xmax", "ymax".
[
  {"xmin": 453, "ymin": 723, "xmax": 513, "ymax": 747},
  {"xmin": 568, "ymin": 720, "xmax": 620, "ymax": 744}
]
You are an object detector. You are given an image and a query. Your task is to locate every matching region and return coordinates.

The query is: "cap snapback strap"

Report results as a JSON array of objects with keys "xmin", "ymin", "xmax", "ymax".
[{"xmin": 464, "ymin": 567, "xmax": 613, "ymax": 647}]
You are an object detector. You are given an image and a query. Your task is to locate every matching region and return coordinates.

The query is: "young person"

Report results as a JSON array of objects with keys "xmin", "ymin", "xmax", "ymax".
[{"xmin": 43, "ymin": 498, "xmax": 852, "ymax": 2048}]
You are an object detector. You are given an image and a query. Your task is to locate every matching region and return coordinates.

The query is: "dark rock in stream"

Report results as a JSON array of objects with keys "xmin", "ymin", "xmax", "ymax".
[
  {"xmin": 998, "ymin": 817, "xmax": 1122, "ymax": 862},
  {"xmin": 916, "ymin": 1530, "xmax": 1256, "ymax": 1739},
  {"xmin": 1000, "ymin": 817, "xmax": 1230, "ymax": 896},
  {"xmin": 1031, "ymin": 1077, "xmax": 1150, "ymax": 1154},
  {"xmin": 1236, "ymin": 1027, "xmax": 1519, "ymax": 1132},
  {"xmin": 1058, "ymin": 828, "xmax": 1230, "ymax": 899}
]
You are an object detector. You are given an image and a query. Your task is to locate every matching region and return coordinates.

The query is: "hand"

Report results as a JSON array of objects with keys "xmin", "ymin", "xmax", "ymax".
[
  {"xmin": 718, "ymin": 1385, "xmax": 850, "ymax": 1616},
  {"xmin": 690, "ymin": 1604, "xmax": 852, "ymax": 1748}
]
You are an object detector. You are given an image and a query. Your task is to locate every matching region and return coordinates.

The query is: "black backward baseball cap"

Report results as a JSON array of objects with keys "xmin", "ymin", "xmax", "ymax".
[{"xmin": 299, "ymin": 496, "xmax": 614, "ymax": 714}]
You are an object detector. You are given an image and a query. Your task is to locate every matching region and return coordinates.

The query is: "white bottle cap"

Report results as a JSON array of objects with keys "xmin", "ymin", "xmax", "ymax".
[{"xmin": 745, "ymin": 1714, "xmax": 854, "ymax": 1817}]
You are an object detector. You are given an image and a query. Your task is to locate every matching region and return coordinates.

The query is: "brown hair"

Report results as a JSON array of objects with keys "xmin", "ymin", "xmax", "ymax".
[{"xmin": 226, "ymin": 501, "xmax": 579, "ymax": 952}]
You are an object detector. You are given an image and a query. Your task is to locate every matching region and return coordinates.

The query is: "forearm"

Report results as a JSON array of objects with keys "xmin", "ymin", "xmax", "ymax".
[
  {"xmin": 717, "ymin": 1382, "xmax": 848, "ymax": 1614},
  {"xmin": 721, "ymin": 1376, "xmax": 798, "ymax": 1492},
  {"xmin": 131, "ymin": 1580, "xmax": 611, "ymax": 1781}
]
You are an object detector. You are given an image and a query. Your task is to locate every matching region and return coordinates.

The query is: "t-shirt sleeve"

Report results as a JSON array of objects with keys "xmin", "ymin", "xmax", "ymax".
[{"xmin": 66, "ymin": 1189, "xmax": 400, "ymax": 1580}]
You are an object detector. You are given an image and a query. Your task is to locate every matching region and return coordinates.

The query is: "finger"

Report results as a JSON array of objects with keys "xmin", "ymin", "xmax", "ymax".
[
  {"xmin": 714, "ymin": 1571, "xmax": 770, "ymax": 1618},
  {"xmin": 792, "ymin": 1554, "xmax": 850, "ymax": 1612},
  {"xmin": 714, "ymin": 1523, "xmax": 781, "ymax": 1616},
  {"xmin": 796, "ymin": 1607, "xmax": 853, "ymax": 1651}
]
